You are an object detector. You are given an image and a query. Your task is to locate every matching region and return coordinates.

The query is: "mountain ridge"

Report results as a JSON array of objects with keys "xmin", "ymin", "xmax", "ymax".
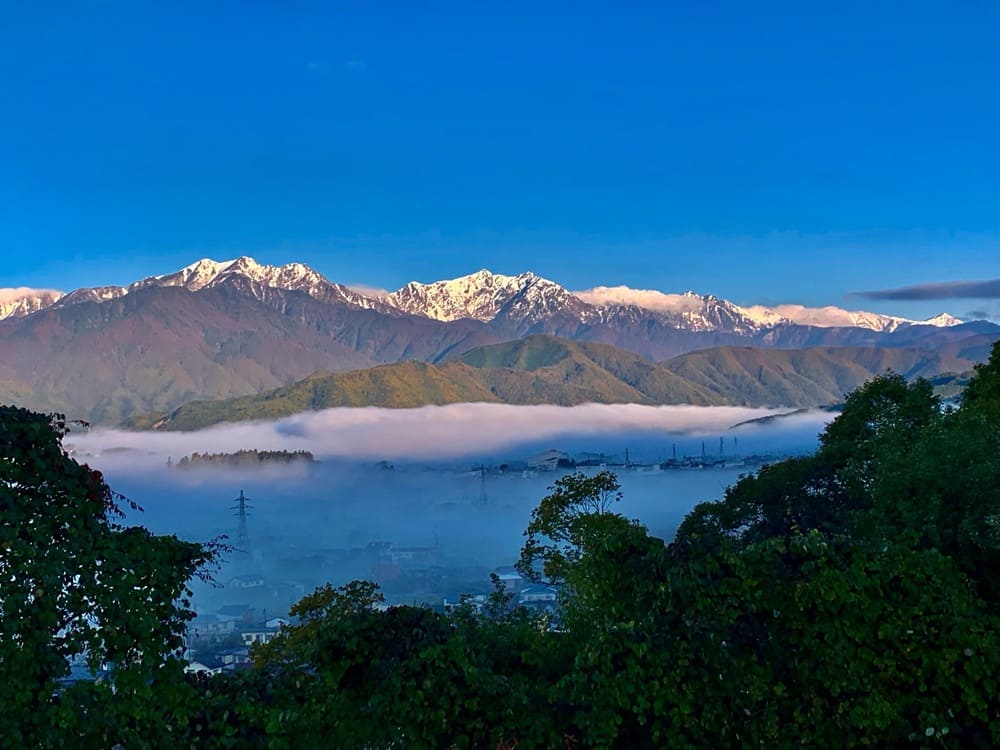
[
  {"xmin": 1, "ymin": 257, "xmax": 994, "ymax": 424},
  {"xmin": 2, "ymin": 257, "xmax": 964, "ymax": 331},
  {"xmin": 127, "ymin": 335, "xmax": 992, "ymax": 431}
]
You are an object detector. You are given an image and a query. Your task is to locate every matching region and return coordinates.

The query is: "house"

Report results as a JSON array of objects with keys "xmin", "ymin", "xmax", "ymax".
[
  {"xmin": 240, "ymin": 627, "xmax": 282, "ymax": 647},
  {"xmin": 189, "ymin": 612, "xmax": 238, "ymax": 637},
  {"xmin": 519, "ymin": 584, "xmax": 558, "ymax": 606},
  {"xmin": 228, "ymin": 574, "xmax": 265, "ymax": 589},
  {"xmin": 443, "ymin": 593, "xmax": 488, "ymax": 614},
  {"xmin": 265, "ymin": 616, "xmax": 290, "ymax": 630},
  {"xmin": 218, "ymin": 647, "xmax": 251, "ymax": 667},
  {"xmin": 389, "ymin": 546, "xmax": 439, "ymax": 565},
  {"xmin": 183, "ymin": 660, "xmax": 221, "ymax": 676},
  {"xmin": 525, "ymin": 449, "xmax": 573, "ymax": 471},
  {"xmin": 492, "ymin": 565, "xmax": 527, "ymax": 592}
]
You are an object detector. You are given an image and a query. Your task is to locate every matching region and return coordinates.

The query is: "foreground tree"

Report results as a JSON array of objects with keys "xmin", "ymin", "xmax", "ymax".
[
  {"xmin": 0, "ymin": 405, "xmax": 217, "ymax": 747},
  {"xmin": 518, "ymin": 470, "xmax": 623, "ymax": 583},
  {"xmin": 246, "ymin": 580, "xmax": 567, "ymax": 749}
]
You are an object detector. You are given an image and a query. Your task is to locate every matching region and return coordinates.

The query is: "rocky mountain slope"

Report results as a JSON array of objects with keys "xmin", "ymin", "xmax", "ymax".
[{"xmin": 1, "ymin": 257, "xmax": 992, "ymax": 424}]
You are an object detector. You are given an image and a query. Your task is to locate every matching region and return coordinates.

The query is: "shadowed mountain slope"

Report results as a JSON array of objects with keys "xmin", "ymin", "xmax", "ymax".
[{"xmin": 127, "ymin": 335, "xmax": 995, "ymax": 431}]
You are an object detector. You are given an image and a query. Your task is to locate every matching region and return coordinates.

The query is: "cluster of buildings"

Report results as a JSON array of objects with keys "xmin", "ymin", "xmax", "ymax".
[
  {"xmin": 443, "ymin": 564, "xmax": 560, "ymax": 617},
  {"xmin": 493, "ymin": 443, "xmax": 783, "ymax": 478},
  {"xmin": 183, "ymin": 605, "xmax": 292, "ymax": 676}
]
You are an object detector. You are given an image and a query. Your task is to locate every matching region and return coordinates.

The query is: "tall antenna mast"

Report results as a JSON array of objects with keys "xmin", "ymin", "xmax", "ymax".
[
  {"xmin": 477, "ymin": 465, "xmax": 488, "ymax": 507},
  {"xmin": 231, "ymin": 489, "xmax": 253, "ymax": 554}
]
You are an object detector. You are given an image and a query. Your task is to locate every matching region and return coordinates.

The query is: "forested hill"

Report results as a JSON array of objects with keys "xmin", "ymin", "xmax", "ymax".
[{"xmin": 127, "ymin": 334, "xmax": 994, "ymax": 430}]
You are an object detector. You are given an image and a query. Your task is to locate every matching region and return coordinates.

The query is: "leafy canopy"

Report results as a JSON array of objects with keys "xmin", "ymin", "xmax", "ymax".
[{"xmin": 0, "ymin": 405, "xmax": 218, "ymax": 748}]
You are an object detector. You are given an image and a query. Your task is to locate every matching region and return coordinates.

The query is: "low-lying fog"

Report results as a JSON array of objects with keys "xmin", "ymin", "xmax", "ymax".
[{"xmin": 66, "ymin": 404, "xmax": 834, "ymax": 612}]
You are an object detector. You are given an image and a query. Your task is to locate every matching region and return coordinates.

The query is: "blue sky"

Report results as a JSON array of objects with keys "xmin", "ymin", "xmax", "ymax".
[{"xmin": 1, "ymin": 1, "xmax": 997, "ymax": 320}]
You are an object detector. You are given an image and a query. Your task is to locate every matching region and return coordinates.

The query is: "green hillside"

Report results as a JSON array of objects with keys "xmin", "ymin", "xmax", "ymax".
[
  {"xmin": 127, "ymin": 335, "xmax": 992, "ymax": 431},
  {"xmin": 128, "ymin": 336, "xmax": 724, "ymax": 430},
  {"xmin": 661, "ymin": 345, "xmax": 979, "ymax": 407}
]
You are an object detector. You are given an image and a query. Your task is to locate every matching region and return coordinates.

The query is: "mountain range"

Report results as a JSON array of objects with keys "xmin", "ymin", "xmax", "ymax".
[
  {"xmin": 128, "ymin": 334, "xmax": 991, "ymax": 431},
  {"xmin": 1, "ymin": 257, "xmax": 994, "ymax": 424}
]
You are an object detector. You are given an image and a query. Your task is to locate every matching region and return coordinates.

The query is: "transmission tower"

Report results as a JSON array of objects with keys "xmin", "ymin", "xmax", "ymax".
[
  {"xmin": 477, "ymin": 465, "xmax": 488, "ymax": 507},
  {"xmin": 231, "ymin": 490, "xmax": 253, "ymax": 554}
]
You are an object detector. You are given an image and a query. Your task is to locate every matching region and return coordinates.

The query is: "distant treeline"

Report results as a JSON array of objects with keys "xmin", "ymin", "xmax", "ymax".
[{"xmin": 173, "ymin": 449, "xmax": 314, "ymax": 468}]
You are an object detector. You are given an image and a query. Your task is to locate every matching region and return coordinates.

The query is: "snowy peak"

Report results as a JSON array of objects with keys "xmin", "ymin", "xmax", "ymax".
[
  {"xmin": 0, "ymin": 288, "xmax": 65, "ymax": 320},
  {"xmin": 385, "ymin": 269, "xmax": 586, "ymax": 325},
  {"xmin": 55, "ymin": 286, "xmax": 129, "ymax": 308},
  {"xmin": 149, "ymin": 258, "xmax": 238, "ymax": 291},
  {"xmin": 216, "ymin": 257, "xmax": 329, "ymax": 293},
  {"xmin": 138, "ymin": 256, "xmax": 329, "ymax": 294},
  {"xmin": 572, "ymin": 285, "xmax": 962, "ymax": 333},
  {"xmin": 922, "ymin": 312, "xmax": 963, "ymax": 327},
  {"xmin": 38, "ymin": 256, "xmax": 389, "ymax": 316},
  {"xmin": 4, "ymin": 260, "xmax": 968, "ymax": 335},
  {"xmin": 130, "ymin": 256, "xmax": 387, "ymax": 310},
  {"xmin": 735, "ymin": 304, "xmax": 963, "ymax": 332},
  {"xmin": 573, "ymin": 286, "xmax": 763, "ymax": 334}
]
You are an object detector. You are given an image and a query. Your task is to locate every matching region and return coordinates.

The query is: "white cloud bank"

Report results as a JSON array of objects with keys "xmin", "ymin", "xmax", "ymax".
[
  {"xmin": 66, "ymin": 403, "xmax": 834, "ymax": 472},
  {"xmin": 573, "ymin": 286, "xmax": 707, "ymax": 313}
]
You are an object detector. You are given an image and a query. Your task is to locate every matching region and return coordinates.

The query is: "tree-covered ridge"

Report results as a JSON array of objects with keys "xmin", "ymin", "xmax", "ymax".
[
  {"xmin": 2, "ymin": 341, "xmax": 1000, "ymax": 747},
  {"xmin": 129, "ymin": 335, "xmax": 993, "ymax": 431}
]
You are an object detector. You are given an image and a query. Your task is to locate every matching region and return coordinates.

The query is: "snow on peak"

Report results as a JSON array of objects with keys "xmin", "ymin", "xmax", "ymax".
[
  {"xmin": 221, "ymin": 256, "xmax": 331, "ymax": 291},
  {"xmin": 0, "ymin": 287, "xmax": 65, "ymax": 320},
  {"xmin": 138, "ymin": 255, "xmax": 339, "ymax": 296},
  {"xmin": 572, "ymin": 285, "xmax": 761, "ymax": 333},
  {"xmin": 382, "ymin": 268, "xmax": 586, "ymax": 325},
  {"xmin": 922, "ymin": 312, "xmax": 963, "ymax": 327},
  {"xmin": 7, "ymin": 260, "xmax": 969, "ymax": 335},
  {"xmin": 152, "ymin": 258, "xmax": 238, "ymax": 291},
  {"xmin": 571, "ymin": 284, "xmax": 966, "ymax": 334},
  {"xmin": 735, "ymin": 303, "xmax": 961, "ymax": 332},
  {"xmin": 385, "ymin": 269, "xmax": 547, "ymax": 322}
]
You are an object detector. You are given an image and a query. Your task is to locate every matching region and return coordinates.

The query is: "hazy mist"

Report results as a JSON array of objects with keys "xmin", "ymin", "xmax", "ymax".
[{"xmin": 65, "ymin": 404, "xmax": 834, "ymax": 611}]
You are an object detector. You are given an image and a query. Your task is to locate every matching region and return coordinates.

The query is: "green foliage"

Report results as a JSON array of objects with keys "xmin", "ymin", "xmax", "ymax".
[
  {"xmin": 243, "ymin": 580, "xmax": 566, "ymax": 749},
  {"xmin": 962, "ymin": 340, "xmax": 1000, "ymax": 419},
  {"xmin": 0, "ymin": 405, "xmax": 218, "ymax": 748},
  {"xmin": 518, "ymin": 470, "xmax": 623, "ymax": 583}
]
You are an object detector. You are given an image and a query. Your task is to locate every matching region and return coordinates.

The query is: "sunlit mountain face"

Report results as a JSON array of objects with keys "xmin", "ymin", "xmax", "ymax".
[{"xmin": 0, "ymin": 256, "xmax": 992, "ymax": 426}]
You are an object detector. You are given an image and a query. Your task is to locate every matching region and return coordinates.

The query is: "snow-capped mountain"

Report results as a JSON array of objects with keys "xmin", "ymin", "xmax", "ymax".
[
  {"xmin": 48, "ymin": 257, "xmax": 391, "ymax": 314},
  {"xmin": 3, "ymin": 258, "xmax": 967, "ymax": 337},
  {"xmin": 385, "ymin": 269, "xmax": 593, "ymax": 328},
  {"xmin": 0, "ymin": 288, "xmax": 65, "ymax": 320},
  {"xmin": 579, "ymin": 289, "xmax": 768, "ymax": 335},
  {"xmin": 2, "ymin": 257, "xmax": 995, "ymax": 425},
  {"xmin": 385, "ymin": 274, "xmax": 961, "ymax": 335},
  {"xmin": 574, "ymin": 285, "xmax": 961, "ymax": 333},
  {"xmin": 138, "ymin": 257, "xmax": 336, "ymax": 295},
  {"xmin": 922, "ymin": 313, "xmax": 964, "ymax": 327}
]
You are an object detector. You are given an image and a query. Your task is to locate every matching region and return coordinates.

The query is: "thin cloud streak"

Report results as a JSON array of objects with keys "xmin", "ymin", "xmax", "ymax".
[
  {"xmin": 851, "ymin": 278, "xmax": 1000, "ymax": 301},
  {"xmin": 346, "ymin": 283, "xmax": 390, "ymax": 299},
  {"xmin": 66, "ymin": 403, "xmax": 831, "ymax": 471}
]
